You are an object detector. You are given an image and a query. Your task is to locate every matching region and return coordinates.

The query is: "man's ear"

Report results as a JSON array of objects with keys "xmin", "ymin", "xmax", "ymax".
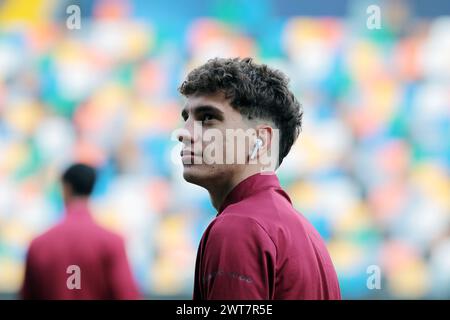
[
  {"xmin": 255, "ymin": 125, "xmax": 274, "ymax": 155},
  {"xmin": 253, "ymin": 124, "xmax": 279, "ymax": 171}
]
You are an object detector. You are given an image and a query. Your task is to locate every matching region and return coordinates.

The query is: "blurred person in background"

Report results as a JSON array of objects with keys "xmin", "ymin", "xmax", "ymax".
[
  {"xmin": 177, "ymin": 57, "xmax": 341, "ymax": 299},
  {"xmin": 21, "ymin": 164, "xmax": 140, "ymax": 300},
  {"xmin": 0, "ymin": 0, "xmax": 447, "ymax": 301}
]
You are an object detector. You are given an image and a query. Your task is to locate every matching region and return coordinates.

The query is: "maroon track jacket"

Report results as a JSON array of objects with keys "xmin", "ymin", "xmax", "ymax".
[
  {"xmin": 21, "ymin": 199, "xmax": 140, "ymax": 299},
  {"xmin": 194, "ymin": 172, "xmax": 341, "ymax": 300}
]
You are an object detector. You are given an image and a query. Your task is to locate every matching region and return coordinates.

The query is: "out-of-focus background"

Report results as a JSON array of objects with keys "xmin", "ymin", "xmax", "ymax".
[{"xmin": 0, "ymin": 0, "xmax": 449, "ymax": 299}]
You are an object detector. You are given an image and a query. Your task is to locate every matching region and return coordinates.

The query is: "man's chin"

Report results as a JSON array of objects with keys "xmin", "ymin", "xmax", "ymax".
[
  {"xmin": 182, "ymin": 165, "xmax": 208, "ymax": 186},
  {"xmin": 183, "ymin": 164, "xmax": 224, "ymax": 187}
]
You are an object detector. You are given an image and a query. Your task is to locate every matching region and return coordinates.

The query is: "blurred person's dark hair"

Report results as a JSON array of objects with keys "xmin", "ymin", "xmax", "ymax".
[
  {"xmin": 62, "ymin": 163, "xmax": 96, "ymax": 196},
  {"xmin": 179, "ymin": 57, "xmax": 303, "ymax": 167}
]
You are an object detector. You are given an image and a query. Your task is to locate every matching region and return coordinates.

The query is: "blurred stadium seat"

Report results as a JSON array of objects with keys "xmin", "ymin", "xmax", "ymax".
[{"xmin": 0, "ymin": 0, "xmax": 449, "ymax": 299}]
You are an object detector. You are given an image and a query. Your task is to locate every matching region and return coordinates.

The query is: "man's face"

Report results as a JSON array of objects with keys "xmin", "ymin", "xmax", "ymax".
[{"xmin": 177, "ymin": 92, "xmax": 256, "ymax": 188}]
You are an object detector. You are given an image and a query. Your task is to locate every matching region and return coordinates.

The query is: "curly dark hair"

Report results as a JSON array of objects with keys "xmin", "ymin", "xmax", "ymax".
[{"xmin": 179, "ymin": 57, "xmax": 303, "ymax": 167}]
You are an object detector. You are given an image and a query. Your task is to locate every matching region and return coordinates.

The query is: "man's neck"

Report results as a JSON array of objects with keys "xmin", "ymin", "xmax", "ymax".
[
  {"xmin": 208, "ymin": 167, "xmax": 263, "ymax": 211},
  {"xmin": 65, "ymin": 196, "xmax": 89, "ymax": 210}
]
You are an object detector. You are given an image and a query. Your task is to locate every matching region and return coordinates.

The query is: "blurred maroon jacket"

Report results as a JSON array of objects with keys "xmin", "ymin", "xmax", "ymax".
[
  {"xmin": 21, "ymin": 199, "xmax": 140, "ymax": 300},
  {"xmin": 194, "ymin": 173, "xmax": 341, "ymax": 300}
]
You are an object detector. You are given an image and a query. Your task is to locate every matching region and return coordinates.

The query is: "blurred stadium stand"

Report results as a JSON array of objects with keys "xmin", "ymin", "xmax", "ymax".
[{"xmin": 0, "ymin": 0, "xmax": 449, "ymax": 299}]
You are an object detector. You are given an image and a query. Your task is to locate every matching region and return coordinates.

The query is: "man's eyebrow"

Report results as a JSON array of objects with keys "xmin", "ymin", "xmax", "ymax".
[{"xmin": 181, "ymin": 105, "xmax": 225, "ymax": 120}]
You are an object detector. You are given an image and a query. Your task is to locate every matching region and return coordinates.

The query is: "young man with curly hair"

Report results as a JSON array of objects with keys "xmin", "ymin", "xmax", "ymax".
[{"xmin": 177, "ymin": 57, "xmax": 341, "ymax": 300}]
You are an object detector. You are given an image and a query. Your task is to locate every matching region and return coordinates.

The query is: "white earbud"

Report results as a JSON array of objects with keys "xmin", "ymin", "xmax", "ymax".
[{"xmin": 250, "ymin": 138, "xmax": 263, "ymax": 160}]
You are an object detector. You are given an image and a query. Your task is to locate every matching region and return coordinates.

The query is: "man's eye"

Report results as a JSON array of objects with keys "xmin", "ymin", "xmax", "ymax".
[{"xmin": 202, "ymin": 114, "xmax": 214, "ymax": 123}]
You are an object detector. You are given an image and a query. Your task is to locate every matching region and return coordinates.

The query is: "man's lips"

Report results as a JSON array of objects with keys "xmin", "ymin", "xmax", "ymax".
[{"xmin": 181, "ymin": 150, "xmax": 202, "ymax": 165}]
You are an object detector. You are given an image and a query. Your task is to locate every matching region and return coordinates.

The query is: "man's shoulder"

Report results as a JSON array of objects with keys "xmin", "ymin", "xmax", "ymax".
[
  {"xmin": 209, "ymin": 213, "xmax": 274, "ymax": 247},
  {"xmin": 80, "ymin": 222, "xmax": 126, "ymax": 248},
  {"xmin": 222, "ymin": 187, "xmax": 299, "ymax": 228},
  {"xmin": 29, "ymin": 219, "xmax": 124, "ymax": 251},
  {"xmin": 218, "ymin": 187, "xmax": 318, "ymax": 248},
  {"xmin": 202, "ymin": 214, "xmax": 277, "ymax": 257},
  {"xmin": 29, "ymin": 222, "xmax": 65, "ymax": 248}
]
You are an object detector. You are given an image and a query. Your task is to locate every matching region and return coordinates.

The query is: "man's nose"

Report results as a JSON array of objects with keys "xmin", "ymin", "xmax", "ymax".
[
  {"xmin": 178, "ymin": 132, "xmax": 192, "ymax": 144},
  {"xmin": 177, "ymin": 121, "xmax": 195, "ymax": 145}
]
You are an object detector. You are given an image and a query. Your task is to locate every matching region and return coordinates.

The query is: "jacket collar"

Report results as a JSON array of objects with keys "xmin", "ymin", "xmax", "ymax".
[{"xmin": 218, "ymin": 172, "xmax": 291, "ymax": 215}]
